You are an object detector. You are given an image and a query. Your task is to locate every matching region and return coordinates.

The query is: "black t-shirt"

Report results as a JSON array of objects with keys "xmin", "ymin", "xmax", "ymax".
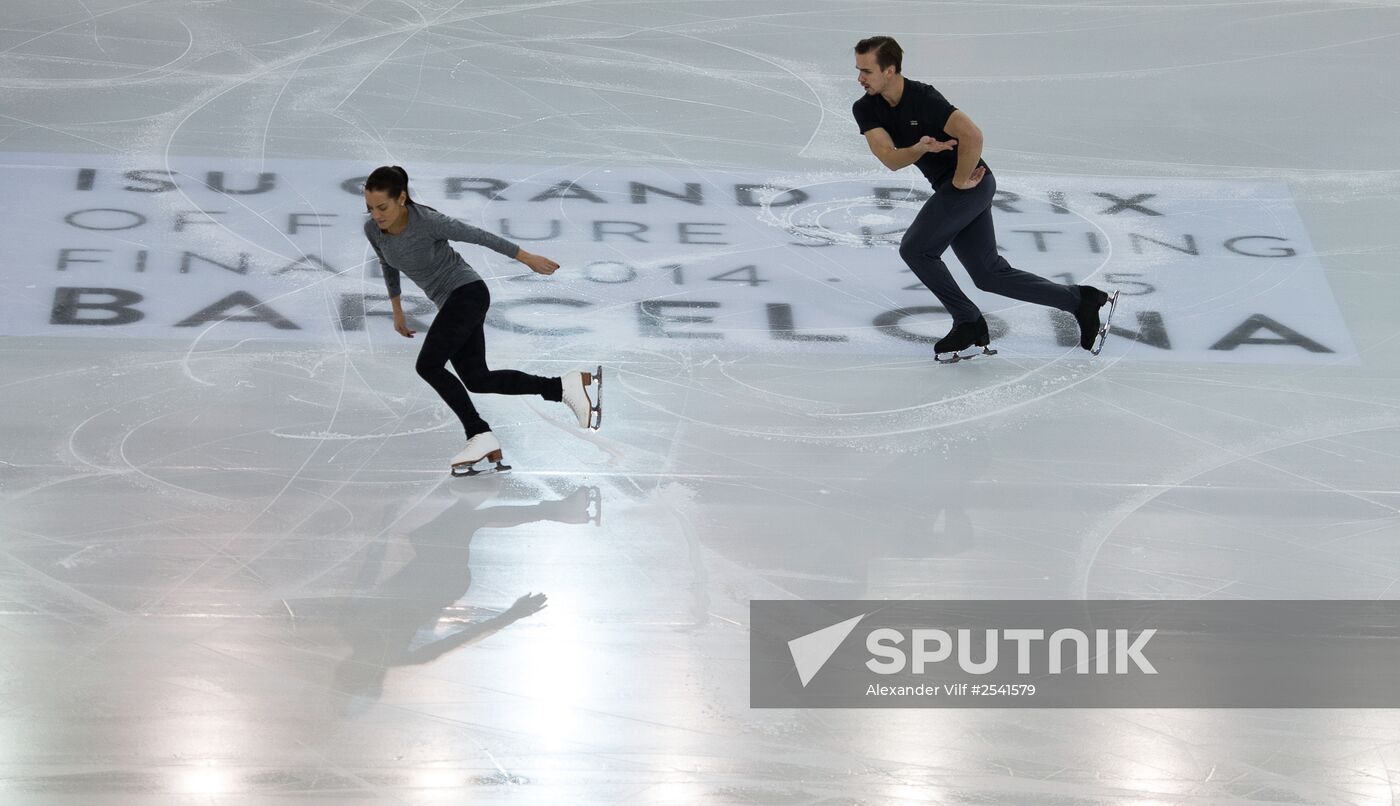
[{"xmin": 853, "ymin": 78, "xmax": 986, "ymax": 188}]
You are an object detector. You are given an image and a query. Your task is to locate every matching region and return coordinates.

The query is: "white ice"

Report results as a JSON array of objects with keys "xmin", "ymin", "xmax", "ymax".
[{"xmin": 2, "ymin": 0, "xmax": 1400, "ymax": 803}]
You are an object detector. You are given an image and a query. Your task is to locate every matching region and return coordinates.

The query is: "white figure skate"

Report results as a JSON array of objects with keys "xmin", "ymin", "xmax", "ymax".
[
  {"xmin": 561, "ymin": 366, "xmax": 603, "ymax": 430},
  {"xmin": 450, "ymin": 431, "xmax": 511, "ymax": 477}
]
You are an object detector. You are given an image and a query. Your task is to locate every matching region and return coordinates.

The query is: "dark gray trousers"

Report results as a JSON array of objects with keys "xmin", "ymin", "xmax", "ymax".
[{"xmin": 899, "ymin": 170, "xmax": 1080, "ymax": 324}]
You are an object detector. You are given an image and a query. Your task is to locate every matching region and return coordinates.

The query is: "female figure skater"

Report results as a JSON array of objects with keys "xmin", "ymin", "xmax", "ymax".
[{"xmin": 362, "ymin": 165, "xmax": 600, "ymax": 476}]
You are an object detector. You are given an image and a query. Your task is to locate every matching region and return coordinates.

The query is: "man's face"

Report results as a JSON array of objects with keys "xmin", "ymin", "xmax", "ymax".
[{"xmin": 856, "ymin": 51, "xmax": 893, "ymax": 94}]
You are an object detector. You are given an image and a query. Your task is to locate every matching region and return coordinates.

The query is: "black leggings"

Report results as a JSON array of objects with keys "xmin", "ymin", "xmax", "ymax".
[
  {"xmin": 416, "ymin": 281, "xmax": 562, "ymax": 438},
  {"xmin": 899, "ymin": 170, "xmax": 1080, "ymax": 324}
]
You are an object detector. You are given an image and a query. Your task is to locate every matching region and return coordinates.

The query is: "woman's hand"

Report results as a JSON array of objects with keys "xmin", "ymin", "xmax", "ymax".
[
  {"xmin": 393, "ymin": 310, "xmax": 415, "ymax": 338},
  {"xmin": 508, "ymin": 592, "xmax": 548, "ymax": 616},
  {"xmin": 519, "ymin": 250, "xmax": 560, "ymax": 275}
]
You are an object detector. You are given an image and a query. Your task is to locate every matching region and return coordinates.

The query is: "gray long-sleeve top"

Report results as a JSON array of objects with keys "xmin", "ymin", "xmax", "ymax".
[{"xmin": 363, "ymin": 205, "xmax": 520, "ymax": 309}]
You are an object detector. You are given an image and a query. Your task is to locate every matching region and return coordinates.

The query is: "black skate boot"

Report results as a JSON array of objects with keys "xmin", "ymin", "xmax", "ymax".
[
  {"xmin": 934, "ymin": 316, "xmax": 997, "ymax": 364},
  {"xmin": 1073, "ymin": 285, "xmax": 1119, "ymax": 354}
]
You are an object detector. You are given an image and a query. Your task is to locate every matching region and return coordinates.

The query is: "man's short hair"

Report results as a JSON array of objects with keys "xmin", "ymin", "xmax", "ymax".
[{"xmin": 854, "ymin": 36, "xmax": 903, "ymax": 73}]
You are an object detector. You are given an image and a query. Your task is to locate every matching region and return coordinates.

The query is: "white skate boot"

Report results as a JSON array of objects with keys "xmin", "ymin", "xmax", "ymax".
[
  {"xmin": 560, "ymin": 366, "xmax": 603, "ymax": 430},
  {"xmin": 450, "ymin": 431, "xmax": 511, "ymax": 477}
]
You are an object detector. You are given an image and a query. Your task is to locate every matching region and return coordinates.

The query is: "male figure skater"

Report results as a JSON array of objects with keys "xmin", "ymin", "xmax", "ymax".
[{"xmin": 852, "ymin": 36, "xmax": 1115, "ymax": 362}]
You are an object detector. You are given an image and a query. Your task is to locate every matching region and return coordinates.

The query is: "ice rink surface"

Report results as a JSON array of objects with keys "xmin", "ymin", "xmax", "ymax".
[{"xmin": 2, "ymin": 0, "xmax": 1399, "ymax": 803}]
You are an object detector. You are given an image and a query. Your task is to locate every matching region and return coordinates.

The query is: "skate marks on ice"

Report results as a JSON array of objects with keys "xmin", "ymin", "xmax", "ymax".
[
  {"xmin": 615, "ymin": 348, "xmax": 1125, "ymax": 447},
  {"xmin": 2, "ymin": 346, "xmax": 533, "ymax": 618},
  {"xmin": 1073, "ymin": 414, "xmax": 1400, "ymax": 601}
]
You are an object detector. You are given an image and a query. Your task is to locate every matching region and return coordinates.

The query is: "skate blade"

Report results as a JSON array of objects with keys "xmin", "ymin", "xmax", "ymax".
[
  {"xmin": 587, "ymin": 364, "xmax": 603, "ymax": 431},
  {"xmin": 451, "ymin": 461, "xmax": 512, "ymax": 477},
  {"xmin": 935, "ymin": 346, "xmax": 997, "ymax": 365},
  {"xmin": 1089, "ymin": 290, "xmax": 1121, "ymax": 356}
]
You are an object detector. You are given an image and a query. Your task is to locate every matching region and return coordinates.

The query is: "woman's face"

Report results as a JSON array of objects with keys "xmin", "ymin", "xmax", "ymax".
[{"xmin": 364, "ymin": 188, "xmax": 407, "ymax": 230}]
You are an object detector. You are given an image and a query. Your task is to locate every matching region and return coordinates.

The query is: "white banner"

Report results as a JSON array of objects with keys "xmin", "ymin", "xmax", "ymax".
[{"xmin": 0, "ymin": 153, "xmax": 1355, "ymax": 364}]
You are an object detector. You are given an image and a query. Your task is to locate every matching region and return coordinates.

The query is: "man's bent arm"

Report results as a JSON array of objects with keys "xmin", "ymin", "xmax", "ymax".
[
  {"xmin": 864, "ymin": 128, "xmax": 930, "ymax": 171},
  {"xmin": 945, "ymin": 110, "xmax": 984, "ymax": 184}
]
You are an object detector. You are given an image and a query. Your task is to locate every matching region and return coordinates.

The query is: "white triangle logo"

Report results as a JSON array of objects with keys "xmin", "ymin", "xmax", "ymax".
[{"xmin": 788, "ymin": 614, "xmax": 867, "ymax": 687}]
